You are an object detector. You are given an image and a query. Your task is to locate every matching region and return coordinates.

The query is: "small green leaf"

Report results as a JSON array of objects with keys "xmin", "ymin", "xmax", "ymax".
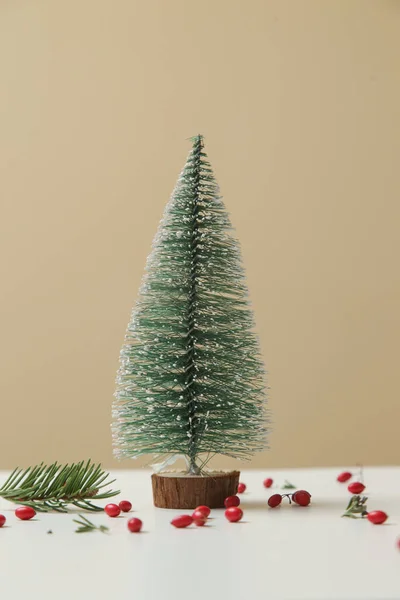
[
  {"xmin": 282, "ymin": 480, "xmax": 296, "ymax": 489},
  {"xmin": 341, "ymin": 494, "xmax": 368, "ymax": 519}
]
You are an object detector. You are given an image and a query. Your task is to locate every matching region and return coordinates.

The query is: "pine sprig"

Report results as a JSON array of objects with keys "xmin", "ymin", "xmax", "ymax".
[
  {"xmin": 0, "ymin": 460, "xmax": 119, "ymax": 512},
  {"xmin": 342, "ymin": 495, "xmax": 368, "ymax": 518},
  {"xmin": 282, "ymin": 480, "xmax": 296, "ymax": 489},
  {"xmin": 73, "ymin": 514, "xmax": 109, "ymax": 534}
]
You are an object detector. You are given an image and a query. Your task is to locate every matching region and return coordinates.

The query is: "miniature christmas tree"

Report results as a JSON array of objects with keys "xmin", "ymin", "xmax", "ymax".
[{"xmin": 112, "ymin": 135, "xmax": 268, "ymax": 506}]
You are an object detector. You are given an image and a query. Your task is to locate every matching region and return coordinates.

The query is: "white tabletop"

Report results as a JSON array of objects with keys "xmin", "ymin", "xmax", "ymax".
[{"xmin": 0, "ymin": 467, "xmax": 399, "ymax": 600}]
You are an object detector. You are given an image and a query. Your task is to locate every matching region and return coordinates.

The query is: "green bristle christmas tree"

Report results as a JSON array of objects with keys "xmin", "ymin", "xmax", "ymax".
[{"xmin": 112, "ymin": 135, "xmax": 268, "ymax": 506}]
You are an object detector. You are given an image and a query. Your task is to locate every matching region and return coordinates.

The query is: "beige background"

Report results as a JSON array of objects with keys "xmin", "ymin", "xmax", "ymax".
[{"xmin": 0, "ymin": 0, "xmax": 399, "ymax": 471}]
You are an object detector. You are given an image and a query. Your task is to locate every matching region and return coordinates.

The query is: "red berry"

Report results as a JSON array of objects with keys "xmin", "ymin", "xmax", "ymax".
[
  {"xmin": 268, "ymin": 494, "xmax": 282, "ymax": 508},
  {"xmin": 263, "ymin": 478, "xmax": 273, "ymax": 488},
  {"xmin": 237, "ymin": 482, "xmax": 246, "ymax": 494},
  {"xmin": 127, "ymin": 517, "xmax": 142, "ymax": 532},
  {"xmin": 224, "ymin": 495, "xmax": 240, "ymax": 508},
  {"xmin": 192, "ymin": 509, "xmax": 207, "ymax": 521},
  {"xmin": 119, "ymin": 500, "xmax": 132, "ymax": 513},
  {"xmin": 337, "ymin": 471, "xmax": 352, "ymax": 483},
  {"xmin": 225, "ymin": 507, "xmax": 243, "ymax": 522},
  {"xmin": 104, "ymin": 503, "xmax": 121, "ymax": 517},
  {"xmin": 194, "ymin": 505, "xmax": 210, "ymax": 518},
  {"xmin": 292, "ymin": 490, "xmax": 311, "ymax": 506},
  {"xmin": 348, "ymin": 482, "xmax": 365, "ymax": 494},
  {"xmin": 171, "ymin": 515, "xmax": 193, "ymax": 528},
  {"xmin": 0, "ymin": 515, "xmax": 6, "ymax": 527},
  {"xmin": 193, "ymin": 516, "xmax": 207, "ymax": 527},
  {"xmin": 367, "ymin": 510, "xmax": 388, "ymax": 525},
  {"xmin": 15, "ymin": 506, "xmax": 36, "ymax": 521},
  {"xmin": 396, "ymin": 537, "xmax": 400, "ymax": 550}
]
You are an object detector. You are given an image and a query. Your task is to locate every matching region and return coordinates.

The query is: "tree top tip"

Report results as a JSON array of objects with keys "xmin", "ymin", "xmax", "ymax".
[{"xmin": 189, "ymin": 134, "xmax": 204, "ymax": 146}]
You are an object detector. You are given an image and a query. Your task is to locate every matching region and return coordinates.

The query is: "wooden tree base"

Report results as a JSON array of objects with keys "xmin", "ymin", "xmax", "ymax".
[{"xmin": 151, "ymin": 471, "xmax": 240, "ymax": 509}]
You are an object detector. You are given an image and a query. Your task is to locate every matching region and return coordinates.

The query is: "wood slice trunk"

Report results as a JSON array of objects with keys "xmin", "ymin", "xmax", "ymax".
[{"xmin": 151, "ymin": 471, "xmax": 240, "ymax": 509}]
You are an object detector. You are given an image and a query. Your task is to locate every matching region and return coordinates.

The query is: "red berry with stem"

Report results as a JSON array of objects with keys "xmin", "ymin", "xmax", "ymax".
[
  {"xmin": 367, "ymin": 510, "xmax": 388, "ymax": 525},
  {"xmin": 337, "ymin": 471, "xmax": 352, "ymax": 483},
  {"xmin": 127, "ymin": 518, "xmax": 142, "ymax": 532},
  {"xmin": 263, "ymin": 478, "xmax": 273, "ymax": 488},
  {"xmin": 194, "ymin": 505, "xmax": 210, "ymax": 518},
  {"xmin": 348, "ymin": 482, "xmax": 365, "ymax": 494},
  {"xmin": 268, "ymin": 494, "xmax": 282, "ymax": 508},
  {"xmin": 104, "ymin": 503, "xmax": 121, "ymax": 517},
  {"xmin": 0, "ymin": 515, "xmax": 6, "ymax": 527},
  {"xmin": 237, "ymin": 483, "xmax": 246, "ymax": 494},
  {"xmin": 119, "ymin": 500, "xmax": 132, "ymax": 513},
  {"xmin": 292, "ymin": 490, "xmax": 311, "ymax": 506},
  {"xmin": 171, "ymin": 515, "xmax": 193, "ymax": 528},
  {"xmin": 224, "ymin": 495, "xmax": 240, "ymax": 508},
  {"xmin": 15, "ymin": 506, "xmax": 36, "ymax": 521},
  {"xmin": 225, "ymin": 507, "xmax": 243, "ymax": 522}
]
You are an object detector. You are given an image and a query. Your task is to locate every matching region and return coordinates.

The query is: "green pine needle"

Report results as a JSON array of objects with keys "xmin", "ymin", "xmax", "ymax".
[
  {"xmin": 73, "ymin": 514, "xmax": 109, "ymax": 534},
  {"xmin": 282, "ymin": 480, "xmax": 296, "ymax": 489},
  {"xmin": 0, "ymin": 460, "xmax": 119, "ymax": 512}
]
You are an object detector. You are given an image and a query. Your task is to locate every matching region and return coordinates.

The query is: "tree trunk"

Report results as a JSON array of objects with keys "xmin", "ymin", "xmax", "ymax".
[{"xmin": 151, "ymin": 471, "xmax": 240, "ymax": 509}]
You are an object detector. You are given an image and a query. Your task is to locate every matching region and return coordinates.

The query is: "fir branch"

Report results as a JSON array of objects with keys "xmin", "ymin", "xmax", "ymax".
[
  {"xmin": 0, "ymin": 460, "xmax": 119, "ymax": 512},
  {"xmin": 73, "ymin": 514, "xmax": 109, "ymax": 534}
]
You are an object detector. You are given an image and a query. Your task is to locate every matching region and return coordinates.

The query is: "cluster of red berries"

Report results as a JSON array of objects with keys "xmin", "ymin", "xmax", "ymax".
[
  {"xmin": 337, "ymin": 470, "xmax": 389, "ymax": 527},
  {"xmin": 104, "ymin": 500, "xmax": 132, "ymax": 518},
  {"xmin": 171, "ymin": 505, "xmax": 211, "ymax": 528},
  {"xmin": 104, "ymin": 500, "xmax": 143, "ymax": 533},
  {"xmin": 225, "ymin": 487, "xmax": 244, "ymax": 522},
  {"xmin": 170, "ymin": 493, "xmax": 245, "ymax": 529},
  {"xmin": 268, "ymin": 490, "xmax": 311, "ymax": 508},
  {"xmin": 224, "ymin": 495, "xmax": 243, "ymax": 522},
  {"xmin": 337, "ymin": 470, "xmax": 366, "ymax": 495},
  {"xmin": 0, "ymin": 499, "xmax": 142, "ymax": 532}
]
